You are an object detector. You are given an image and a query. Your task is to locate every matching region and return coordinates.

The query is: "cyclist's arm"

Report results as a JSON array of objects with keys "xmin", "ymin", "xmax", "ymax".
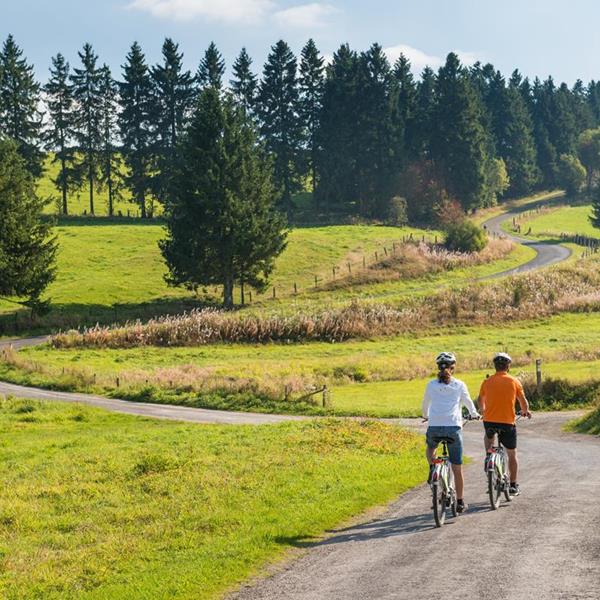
[
  {"xmin": 478, "ymin": 382, "xmax": 487, "ymax": 414},
  {"xmin": 460, "ymin": 382, "xmax": 479, "ymax": 417},
  {"xmin": 422, "ymin": 384, "xmax": 431, "ymax": 420},
  {"xmin": 517, "ymin": 391, "xmax": 532, "ymax": 418}
]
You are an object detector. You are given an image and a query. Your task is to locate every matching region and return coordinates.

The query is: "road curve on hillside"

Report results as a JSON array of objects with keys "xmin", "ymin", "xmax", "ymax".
[
  {"xmin": 231, "ymin": 412, "xmax": 600, "ymax": 600},
  {"xmin": 482, "ymin": 210, "xmax": 571, "ymax": 278}
]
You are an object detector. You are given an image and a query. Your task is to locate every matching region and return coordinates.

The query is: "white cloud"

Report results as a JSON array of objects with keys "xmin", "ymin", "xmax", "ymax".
[
  {"xmin": 384, "ymin": 44, "xmax": 482, "ymax": 74},
  {"xmin": 127, "ymin": 0, "xmax": 275, "ymax": 24},
  {"xmin": 272, "ymin": 3, "xmax": 337, "ymax": 28}
]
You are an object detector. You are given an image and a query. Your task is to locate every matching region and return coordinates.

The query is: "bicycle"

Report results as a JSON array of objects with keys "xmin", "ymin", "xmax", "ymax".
[
  {"xmin": 429, "ymin": 434, "xmax": 457, "ymax": 527},
  {"xmin": 484, "ymin": 414, "xmax": 526, "ymax": 510}
]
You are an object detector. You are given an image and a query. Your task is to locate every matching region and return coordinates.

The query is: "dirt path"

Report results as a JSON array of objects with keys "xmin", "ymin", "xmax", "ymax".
[{"xmin": 231, "ymin": 412, "xmax": 600, "ymax": 600}]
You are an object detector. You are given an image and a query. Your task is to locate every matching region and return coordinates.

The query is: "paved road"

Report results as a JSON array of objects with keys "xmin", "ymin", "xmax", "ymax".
[
  {"xmin": 482, "ymin": 210, "xmax": 571, "ymax": 278},
  {"xmin": 231, "ymin": 412, "xmax": 600, "ymax": 600}
]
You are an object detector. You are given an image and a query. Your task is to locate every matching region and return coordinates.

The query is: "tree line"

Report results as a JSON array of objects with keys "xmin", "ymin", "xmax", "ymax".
[{"xmin": 3, "ymin": 34, "xmax": 600, "ymax": 221}]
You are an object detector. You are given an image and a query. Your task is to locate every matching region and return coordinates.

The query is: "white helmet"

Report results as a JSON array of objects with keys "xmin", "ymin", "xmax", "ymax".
[
  {"xmin": 493, "ymin": 352, "xmax": 512, "ymax": 365},
  {"xmin": 436, "ymin": 352, "xmax": 456, "ymax": 367}
]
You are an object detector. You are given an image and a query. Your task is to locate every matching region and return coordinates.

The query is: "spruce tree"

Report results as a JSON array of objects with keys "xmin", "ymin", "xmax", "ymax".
[
  {"xmin": 431, "ymin": 53, "xmax": 490, "ymax": 210},
  {"xmin": 44, "ymin": 53, "xmax": 76, "ymax": 214},
  {"xmin": 590, "ymin": 177, "xmax": 600, "ymax": 228},
  {"xmin": 298, "ymin": 39, "xmax": 325, "ymax": 195},
  {"xmin": 355, "ymin": 43, "xmax": 395, "ymax": 216},
  {"xmin": 197, "ymin": 42, "xmax": 225, "ymax": 90},
  {"xmin": 0, "ymin": 139, "xmax": 56, "ymax": 312},
  {"xmin": 412, "ymin": 65, "xmax": 436, "ymax": 157},
  {"xmin": 486, "ymin": 71, "xmax": 539, "ymax": 196},
  {"xmin": 98, "ymin": 65, "xmax": 120, "ymax": 216},
  {"xmin": 119, "ymin": 42, "xmax": 154, "ymax": 218},
  {"xmin": 392, "ymin": 53, "xmax": 418, "ymax": 159},
  {"xmin": 531, "ymin": 77, "xmax": 558, "ymax": 187},
  {"xmin": 160, "ymin": 89, "xmax": 286, "ymax": 309},
  {"xmin": 151, "ymin": 38, "xmax": 195, "ymax": 205},
  {"xmin": 0, "ymin": 35, "xmax": 43, "ymax": 178},
  {"xmin": 258, "ymin": 40, "xmax": 303, "ymax": 217},
  {"xmin": 70, "ymin": 43, "xmax": 103, "ymax": 215},
  {"xmin": 316, "ymin": 44, "xmax": 360, "ymax": 210},
  {"xmin": 230, "ymin": 48, "xmax": 257, "ymax": 115}
]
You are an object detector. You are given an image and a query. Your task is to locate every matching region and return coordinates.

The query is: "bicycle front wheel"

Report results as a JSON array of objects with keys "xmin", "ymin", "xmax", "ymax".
[
  {"xmin": 432, "ymin": 483, "xmax": 446, "ymax": 527},
  {"xmin": 488, "ymin": 470, "xmax": 501, "ymax": 510}
]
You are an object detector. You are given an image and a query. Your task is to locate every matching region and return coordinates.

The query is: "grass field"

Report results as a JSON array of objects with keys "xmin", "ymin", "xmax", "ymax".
[
  {"xmin": 506, "ymin": 204, "xmax": 598, "ymax": 240},
  {"xmin": 0, "ymin": 398, "xmax": 424, "ymax": 599},
  {"xmin": 4, "ymin": 311, "xmax": 600, "ymax": 416},
  {"xmin": 566, "ymin": 405, "xmax": 600, "ymax": 435}
]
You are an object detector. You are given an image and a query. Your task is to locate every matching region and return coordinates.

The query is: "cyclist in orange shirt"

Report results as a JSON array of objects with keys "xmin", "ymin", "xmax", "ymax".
[{"xmin": 479, "ymin": 352, "xmax": 532, "ymax": 496}]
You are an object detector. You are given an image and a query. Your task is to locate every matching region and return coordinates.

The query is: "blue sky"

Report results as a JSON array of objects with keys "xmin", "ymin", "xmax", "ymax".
[{"xmin": 3, "ymin": 0, "xmax": 600, "ymax": 84}]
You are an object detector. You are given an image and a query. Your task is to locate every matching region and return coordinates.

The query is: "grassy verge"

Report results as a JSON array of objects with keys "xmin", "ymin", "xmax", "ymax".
[
  {"xmin": 565, "ymin": 405, "xmax": 600, "ymax": 435},
  {"xmin": 0, "ymin": 398, "xmax": 424, "ymax": 599}
]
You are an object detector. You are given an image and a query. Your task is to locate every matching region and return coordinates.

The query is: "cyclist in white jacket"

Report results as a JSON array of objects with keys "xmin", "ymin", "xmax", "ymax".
[{"xmin": 422, "ymin": 352, "xmax": 480, "ymax": 513}]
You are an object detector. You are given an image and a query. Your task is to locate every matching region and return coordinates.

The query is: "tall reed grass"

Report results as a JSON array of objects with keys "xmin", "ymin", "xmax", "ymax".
[{"xmin": 51, "ymin": 262, "xmax": 600, "ymax": 350}]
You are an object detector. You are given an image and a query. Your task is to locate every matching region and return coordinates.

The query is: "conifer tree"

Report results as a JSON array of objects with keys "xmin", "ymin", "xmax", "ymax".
[
  {"xmin": 392, "ymin": 53, "xmax": 417, "ymax": 159},
  {"xmin": 98, "ymin": 65, "xmax": 120, "ymax": 216},
  {"xmin": 431, "ymin": 53, "xmax": 492, "ymax": 210},
  {"xmin": 298, "ymin": 39, "xmax": 325, "ymax": 195},
  {"xmin": 230, "ymin": 47, "xmax": 257, "ymax": 115},
  {"xmin": 258, "ymin": 40, "xmax": 303, "ymax": 217},
  {"xmin": 119, "ymin": 42, "xmax": 154, "ymax": 218},
  {"xmin": 70, "ymin": 43, "xmax": 103, "ymax": 215},
  {"xmin": 530, "ymin": 77, "xmax": 558, "ymax": 187},
  {"xmin": 197, "ymin": 42, "xmax": 225, "ymax": 90},
  {"xmin": 151, "ymin": 38, "xmax": 195, "ymax": 204},
  {"xmin": 160, "ymin": 89, "xmax": 287, "ymax": 309},
  {"xmin": 44, "ymin": 53, "xmax": 76, "ymax": 214},
  {"xmin": 486, "ymin": 71, "xmax": 539, "ymax": 196},
  {"xmin": 412, "ymin": 65, "xmax": 436, "ymax": 157},
  {"xmin": 316, "ymin": 44, "xmax": 360, "ymax": 209},
  {"xmin": 0, "ymin": 139, "xmax": 56, "ymax": 312},
  {"xmin": 0, "ymin": 35, "xmax": 43, "ymax": 178},
  {"xmin": 355, "ymin": 43, "xmax": 395, "ymax": 216}
]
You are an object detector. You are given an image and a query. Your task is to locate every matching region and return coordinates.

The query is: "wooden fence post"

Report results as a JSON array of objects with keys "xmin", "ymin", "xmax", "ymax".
[
  {"xmin": 535, "ymin": 359, "xmax": 542, "ymax": 392},
  {"xmin": 272, "ymin": 286, "xmax": 276, "ymax": 299},
  {"xmin": 293, "ymin": 282, "xmax": 297, "ymax": 295}
]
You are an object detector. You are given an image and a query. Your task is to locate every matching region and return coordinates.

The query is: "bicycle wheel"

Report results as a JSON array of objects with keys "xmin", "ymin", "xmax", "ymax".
[
  {"xmin": 502, "ymin": 455, "xmax": 512, "ymax": 502},
  {"xmin": 448, "ymin": 469, "xmax": 458, "ymax": 517},
  {"xmin": 488, "ymin": 469, "xmax": 501, "ymax": 510},
  {"xmin": 432, "ymin": 483, "xmax": 446, "ymax": 527}
]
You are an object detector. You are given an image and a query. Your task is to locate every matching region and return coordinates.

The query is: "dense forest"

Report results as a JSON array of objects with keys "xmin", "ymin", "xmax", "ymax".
[{"xmin": 2, "ymin": 34, "xmax": 600, "ymax": 223}]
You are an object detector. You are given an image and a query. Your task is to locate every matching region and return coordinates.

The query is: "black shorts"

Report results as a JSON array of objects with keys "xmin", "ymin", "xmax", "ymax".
[{"xmin": 483, "ymin": 421, "xmax": 517, "ymax": 450}]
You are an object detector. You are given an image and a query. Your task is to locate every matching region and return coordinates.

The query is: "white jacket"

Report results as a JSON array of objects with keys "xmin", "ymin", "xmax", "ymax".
[{"xmin": 422, "ymin": 377, "xmax": 478, "ymax": 427}]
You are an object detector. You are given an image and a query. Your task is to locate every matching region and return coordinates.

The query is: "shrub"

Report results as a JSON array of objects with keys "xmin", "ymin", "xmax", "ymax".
[
  {"xmin": 386, "ymin": 196, "xmax": 408, "ymax": 226},
  {"xmin": 522, "ymin": 377, "xmax": 600, "ymax": 411},
  {"xmin": 557, "ymin": 153, "xmax": 586, "ymax": 196},
  {"xmin": 444, "ymin": 220, "xmax": 487, "ymax": 253}
]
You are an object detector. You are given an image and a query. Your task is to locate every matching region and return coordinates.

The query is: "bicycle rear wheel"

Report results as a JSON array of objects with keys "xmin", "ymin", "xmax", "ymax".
[
  {"xmin": 488, "ymin": 470, "xmax": 501, "ymax": 510},
  {"xmin": 432, "ymin": 483, "xmax": 446, "ymax": 527}
]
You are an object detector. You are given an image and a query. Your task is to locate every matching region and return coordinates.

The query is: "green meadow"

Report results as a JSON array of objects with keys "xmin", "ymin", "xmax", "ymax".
[{"xmin": 0, "ymin": 398, "xmax": 424, "ymax": 599}]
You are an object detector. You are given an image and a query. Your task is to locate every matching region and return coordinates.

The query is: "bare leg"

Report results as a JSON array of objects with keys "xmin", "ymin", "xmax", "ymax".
[
  {"xmin": 507, "ymin": 448, "xmax": 518, "ymax": 483},
  {"xmin": 426, "ymin": 446, "xmax": 437, "ymax": 464},
  {"xmin": 451, "ymin": 464, "xmax": 464, "ymax": 499},
  {"xmin": 484, "ymin": 433, "xmax": 494, "ymax": 452}
]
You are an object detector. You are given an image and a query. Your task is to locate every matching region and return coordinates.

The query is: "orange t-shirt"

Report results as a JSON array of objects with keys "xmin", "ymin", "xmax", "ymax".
[{"xmin": 479, "ymin": 372, "xmax": 524, "ymax": 425}]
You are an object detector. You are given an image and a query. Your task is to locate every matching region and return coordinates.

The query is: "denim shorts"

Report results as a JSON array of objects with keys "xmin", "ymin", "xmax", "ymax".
[{"xmin": 426, "ymin": 426, "xmax": 463, "ymax": 465}]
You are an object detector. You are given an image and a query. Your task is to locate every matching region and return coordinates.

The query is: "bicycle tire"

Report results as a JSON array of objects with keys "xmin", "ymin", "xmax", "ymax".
[
  {"xmin": 432, "ymin": 483, "xmax": 446, "ymax": 527},
  {"xmin": 449, "ymin": 469, "xmax": 458, "ymax": 517},
  {"xmin": 502, "ymin": 456, "xmax": 512, "ymax": 502},
  {"xmin": 488, "ymin": 469, "xmax": 501, "ymax": 510}
]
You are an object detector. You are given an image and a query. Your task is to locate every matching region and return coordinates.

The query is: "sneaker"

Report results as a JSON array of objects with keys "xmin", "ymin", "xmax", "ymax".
[
  {"xmin": 457, "ymin": 500, "xmax": 467, "ymax": 514},
  {"xmin": 509, "ymin": 483, "xmax": 520, "ymax": 496}
]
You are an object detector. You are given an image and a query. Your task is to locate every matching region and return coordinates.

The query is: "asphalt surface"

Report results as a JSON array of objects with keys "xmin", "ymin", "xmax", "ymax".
[
  {"xmin": 482, "ymin": 211, "xmax": 571, "ymax": 278},
  {"xmin": 231, "ymin": 412, "xmax": 600, "ymax": 600}
]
